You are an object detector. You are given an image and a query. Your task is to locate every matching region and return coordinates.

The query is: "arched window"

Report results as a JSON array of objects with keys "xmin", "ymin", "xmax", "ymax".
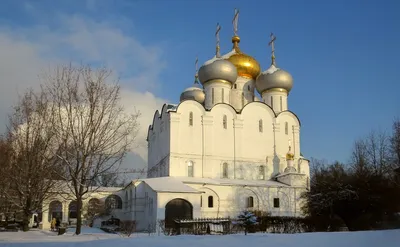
[
  {"xmin": 241, "ymin": 92, "xmax": 245, "ymax": 106},
  {"xmin": 212, "ymin": 88, "xmax": 215, "ymax": 104},
  {"xmin": 234, "ymin": 84, "xmax": 237, "ymax": 89},
  {"xmin": 208, "ymin": 196, "xmax": 214, "ymax": 208},
  {"xmin": 223, "ymin": 115, "xmax": 227, "ymax": 129},
  {"xmin": 285, "ymin": 122, "xmax": 289, "ymax": 135},
  {"xmin": 248, "ymin": 85, "xmax": 251, "ymax": 91},
  {"xmin": 187, "ymin": 161, "xmax": 194, "ymax": 177},
  {"xmin": 189, "ymin": 112, "xmax": 193, "ymax": 126},
  {"xmin": 200, "ymin": 195, "xmax": 203, "ymax": 207},
  {"xmin": 222, "ymin": 88, "xmax": 225, "ymax": 103},
  {"xmin": 222, "ymin": 163, "xmax": 228, "ymax": 178},
  {"xmin": 247, "ymin": 196, "xmax": 254, "ymax": 208},
  {"xmin": 105, "ymin": 195, "xmax": 122, "ymax": 210},
  {"xmin": 259, "ymin": 165, "xmax": 265, "ymax": 180},
  {"xmin": 259, "ymin": 119, "xmax": 263, "ymax": 133},
  {"xmin": 280, "ymin": 96, "xmax": 283, "ymax": 111},
  {"xmin": 270, "ymin": 96, "xmax": 273, "ymax": 108}
]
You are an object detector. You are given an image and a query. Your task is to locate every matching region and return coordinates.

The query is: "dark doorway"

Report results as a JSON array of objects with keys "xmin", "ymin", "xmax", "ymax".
[{"xmin": 165, "ymin": 199, "xmax": 193, "ymax": 228}]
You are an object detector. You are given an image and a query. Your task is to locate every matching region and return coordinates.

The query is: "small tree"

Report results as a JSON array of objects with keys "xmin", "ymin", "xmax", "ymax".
[{"xmin": 234, "ymin": 210, "xmax": 258, "ymax": 235}]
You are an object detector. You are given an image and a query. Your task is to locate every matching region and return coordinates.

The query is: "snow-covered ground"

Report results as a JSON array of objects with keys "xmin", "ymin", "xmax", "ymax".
[{"xmin": 0, "ymin": 227, "xmax": 399, "ymax": 247}]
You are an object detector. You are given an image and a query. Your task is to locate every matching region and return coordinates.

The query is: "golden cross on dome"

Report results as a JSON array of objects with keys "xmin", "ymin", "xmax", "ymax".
[
  {"xmin": 194, "ymin": 56, "xmax": 199, "ymax": 84},
  {"xmin": 232, "ymin": 8, "xmax": 239, "ymax": 37},
  {"xmin": 268, "ymin": 32, "xmax": 277, "ymax": 65},
  {"xmin": 215, "ymin": 23, "xmax": 221, "ymax": 57}
]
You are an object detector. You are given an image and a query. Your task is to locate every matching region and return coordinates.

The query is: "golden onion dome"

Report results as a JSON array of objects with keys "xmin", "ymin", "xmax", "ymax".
[
  {"xmin": 223, "ymin": 36, "xmax": 261, "ymax": 80},
  {"xmin": 286, "ymin": 145, "xmax": 295, "ymax": 160}
]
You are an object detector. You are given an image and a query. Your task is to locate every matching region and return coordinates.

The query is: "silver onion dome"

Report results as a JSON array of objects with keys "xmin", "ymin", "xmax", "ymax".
[
  {"xmin": 255, "ymin": 64, "xmax": 293, "ymax": 95},
  {"xmin": 198, "ymin": 58, "xmax": 238, "ymax": 85},
  {"xmin": 180, "ymin": 84, "xmax": 205, "ymax": 104}
]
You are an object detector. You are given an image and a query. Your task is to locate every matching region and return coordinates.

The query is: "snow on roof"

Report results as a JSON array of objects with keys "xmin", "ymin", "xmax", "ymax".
[
  {"xmin": 173, "ymin": 177, "xmax": 290, "ymax": 187},
  {"xmin": 264, "ymin": 64, "xmax": 280, "ymax": 74},
  {"xmin": 166, "ymin": 104, "xmax": 178, "ymax": 112},
  {"xmin": 95, "ymin": 187, "xmax": 122, "ymax": 192},
  {"xmin": 140, "ymin": 177, "xmax": 201, "ymax": 193}
]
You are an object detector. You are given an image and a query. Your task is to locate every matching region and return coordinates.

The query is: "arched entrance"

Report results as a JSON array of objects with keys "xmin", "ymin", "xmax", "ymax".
[
  {"xmin": 68, "ymin": 201, "xmax": 77, "ymax": 219},
  {"xmin": 165, "ymin": 198, "xmax": 193, "ymax": 228},
  {"xmin": 48, "ymin": 201, "xmax": 62, "ymax": 222}
]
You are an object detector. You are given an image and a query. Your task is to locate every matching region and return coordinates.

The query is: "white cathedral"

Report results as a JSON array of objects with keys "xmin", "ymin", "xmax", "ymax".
[
  {"xmin": 40, "ymin": 10, "xmax": 310, "ymax": 231},
  {"xmin": 120, "ymin": 12, "xmax": 311, "ymax": 230}
]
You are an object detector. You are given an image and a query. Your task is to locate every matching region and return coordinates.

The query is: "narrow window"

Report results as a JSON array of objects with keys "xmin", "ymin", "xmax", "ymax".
[
  {"xmin": 248, "ymin": 85, "xmax": 250, "ymax": 91},
  {"xmin": 208, "ymin": 196, "xmax": 214, "ymax": 208},
  {"xmin": 259, "ymin": 165, "xmax": 265, "ymax": 180},
  {"xmin": 280, "ymin": 96, "xmax": 282, "ymax": 111},
  {"xmin": 259, "ymin": 119, "xmax": 263, "ymax": 133},
  {"xmin": 189, "ymin": 112, "xmax": 193, "ymax": 126},
  {"xmin": 273, "ymin": 198, "xmax": 280, "ymax": 208},
  {"xmin": 222, "ymin": 88, "xmax": 225, "ymax": 103},
  {"xmin": 200, "ymin": 195, "xmax": 202, "ymax": 207},
  {"xmin": 222, "ymin": 163, "xmax": 228, "ymax": 178},
  {"xmin": 242, "ymin": 92, "xmax": 245, "ymax": 106},
  {"xmin": 270, "ymin": 96, "xmax": 273, "ymax": 108},
  {"xmin": 285, "ymin": 122, "xmax": 288, "ymax": 135},
  {"xmin": 234, "ymin": 84, "xmax": 237, "ymax": 89},
  {"xmin": 247, "ymin": 196, "xmax": 254, "ymax": 208},
  {"xmin": 187, "ymin": 161, "xmax": 194, "ymax": 177},
  {"xmin": 212, "ymin": 88, "xmax": 215, "ymax": 104},
  {"xmin": 223, "ymin": 115, "xmax": 227, "ymax": 129}
]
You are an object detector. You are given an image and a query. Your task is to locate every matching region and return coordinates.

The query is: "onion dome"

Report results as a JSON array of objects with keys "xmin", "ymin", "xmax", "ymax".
[
  {"xmin": 286, "ymin": 147, "xmax": 294, "ymax": 161},
  {"xmin": 256, "ymin": 64, "xmax": 293, "ymax": 95},
  {"xmin": 198, "ymin": 57, "xmax": 238, "ymax": 86},
  {"xmin": 256, "ymin": 33, "xmax": 293, "ymax": 95},
  {"xmin": 222, "ymin": 36, "xmax": 261, "ymax": 80},
  {"xmin": 180, "ymin": 61, "xmax": 205, "ymax": 104},
  {"xmin": 284, "ymin": 146, "xmax": 297, "ymax": 173}
]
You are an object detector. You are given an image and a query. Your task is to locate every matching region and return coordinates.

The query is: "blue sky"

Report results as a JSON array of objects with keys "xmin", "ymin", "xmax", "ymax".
[{"xmin": 0, "ymin": 0, "xmax": 399, "ymax": 167}]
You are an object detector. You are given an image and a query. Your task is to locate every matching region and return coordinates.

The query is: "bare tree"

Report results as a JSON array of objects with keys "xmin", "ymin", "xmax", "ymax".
[
  {"xmin": 0, "ymin": 90, "xmax": 60, "ymax": 231},
  {"xmin": 391, "ymin": 119, "xmax": 400, "ymax": 167},
  {"xmin": 42, "ymin": 64, "xmax": 140, "ymax": 235}
]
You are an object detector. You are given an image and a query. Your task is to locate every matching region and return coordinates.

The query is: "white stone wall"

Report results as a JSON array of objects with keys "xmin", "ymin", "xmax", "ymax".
[
  {"xmin": 121, "ymin": 180, "xmax": 307, "ymax": 229},
  {"xmin": 147, "ymin": 105, "xmax": 171, "ymax": 178},
  {"xmin": 147, "ymin": 100, "xmax": 306, "ymax": 180},
  {"xmin": 230, "ymin": 77, "xmax": 255, "ymax": 111}
]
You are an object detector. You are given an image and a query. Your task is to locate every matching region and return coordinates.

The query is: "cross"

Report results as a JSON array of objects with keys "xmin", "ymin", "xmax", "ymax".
[
  {"xmin": 268, "ymin": 33, "xmax": 276, "ymax": 53},
  {"xmin": 215, "ymin": 23, "xmax": 221, "ymax": 57},
  {"xmin": 195, "ymin": 56, "xmax": 199, "ymax": 73},
  {"xmin": 194, "ymin": 56, "xmax": 199, "ymax": 84},
  {"xmin": 268, "ymin": 33, "xmax": 277, "ymax": 65},
  {"xmin": 232, "ymin": 8, "xmax": 239, "ymax": 36},
  {"xmin": 288, "ymin": 138, "xmax": 292, "ymax": 149}
]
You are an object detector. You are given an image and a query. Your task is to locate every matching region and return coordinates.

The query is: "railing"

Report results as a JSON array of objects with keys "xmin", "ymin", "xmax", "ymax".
[{"xmin": 173, "ymin": 218, "xmax": 231, "ymax": 235}]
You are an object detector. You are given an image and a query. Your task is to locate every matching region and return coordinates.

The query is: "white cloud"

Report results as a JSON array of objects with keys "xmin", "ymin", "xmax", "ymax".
[{"xmin": 0, "ymin": 14, "xmax": 168, "ymax": 172}]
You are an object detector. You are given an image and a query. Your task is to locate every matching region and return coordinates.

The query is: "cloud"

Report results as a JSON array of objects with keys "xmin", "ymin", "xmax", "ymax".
[{"xmin": 0, "ymin": 12, "xmax": 168, "ymax": 174}]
